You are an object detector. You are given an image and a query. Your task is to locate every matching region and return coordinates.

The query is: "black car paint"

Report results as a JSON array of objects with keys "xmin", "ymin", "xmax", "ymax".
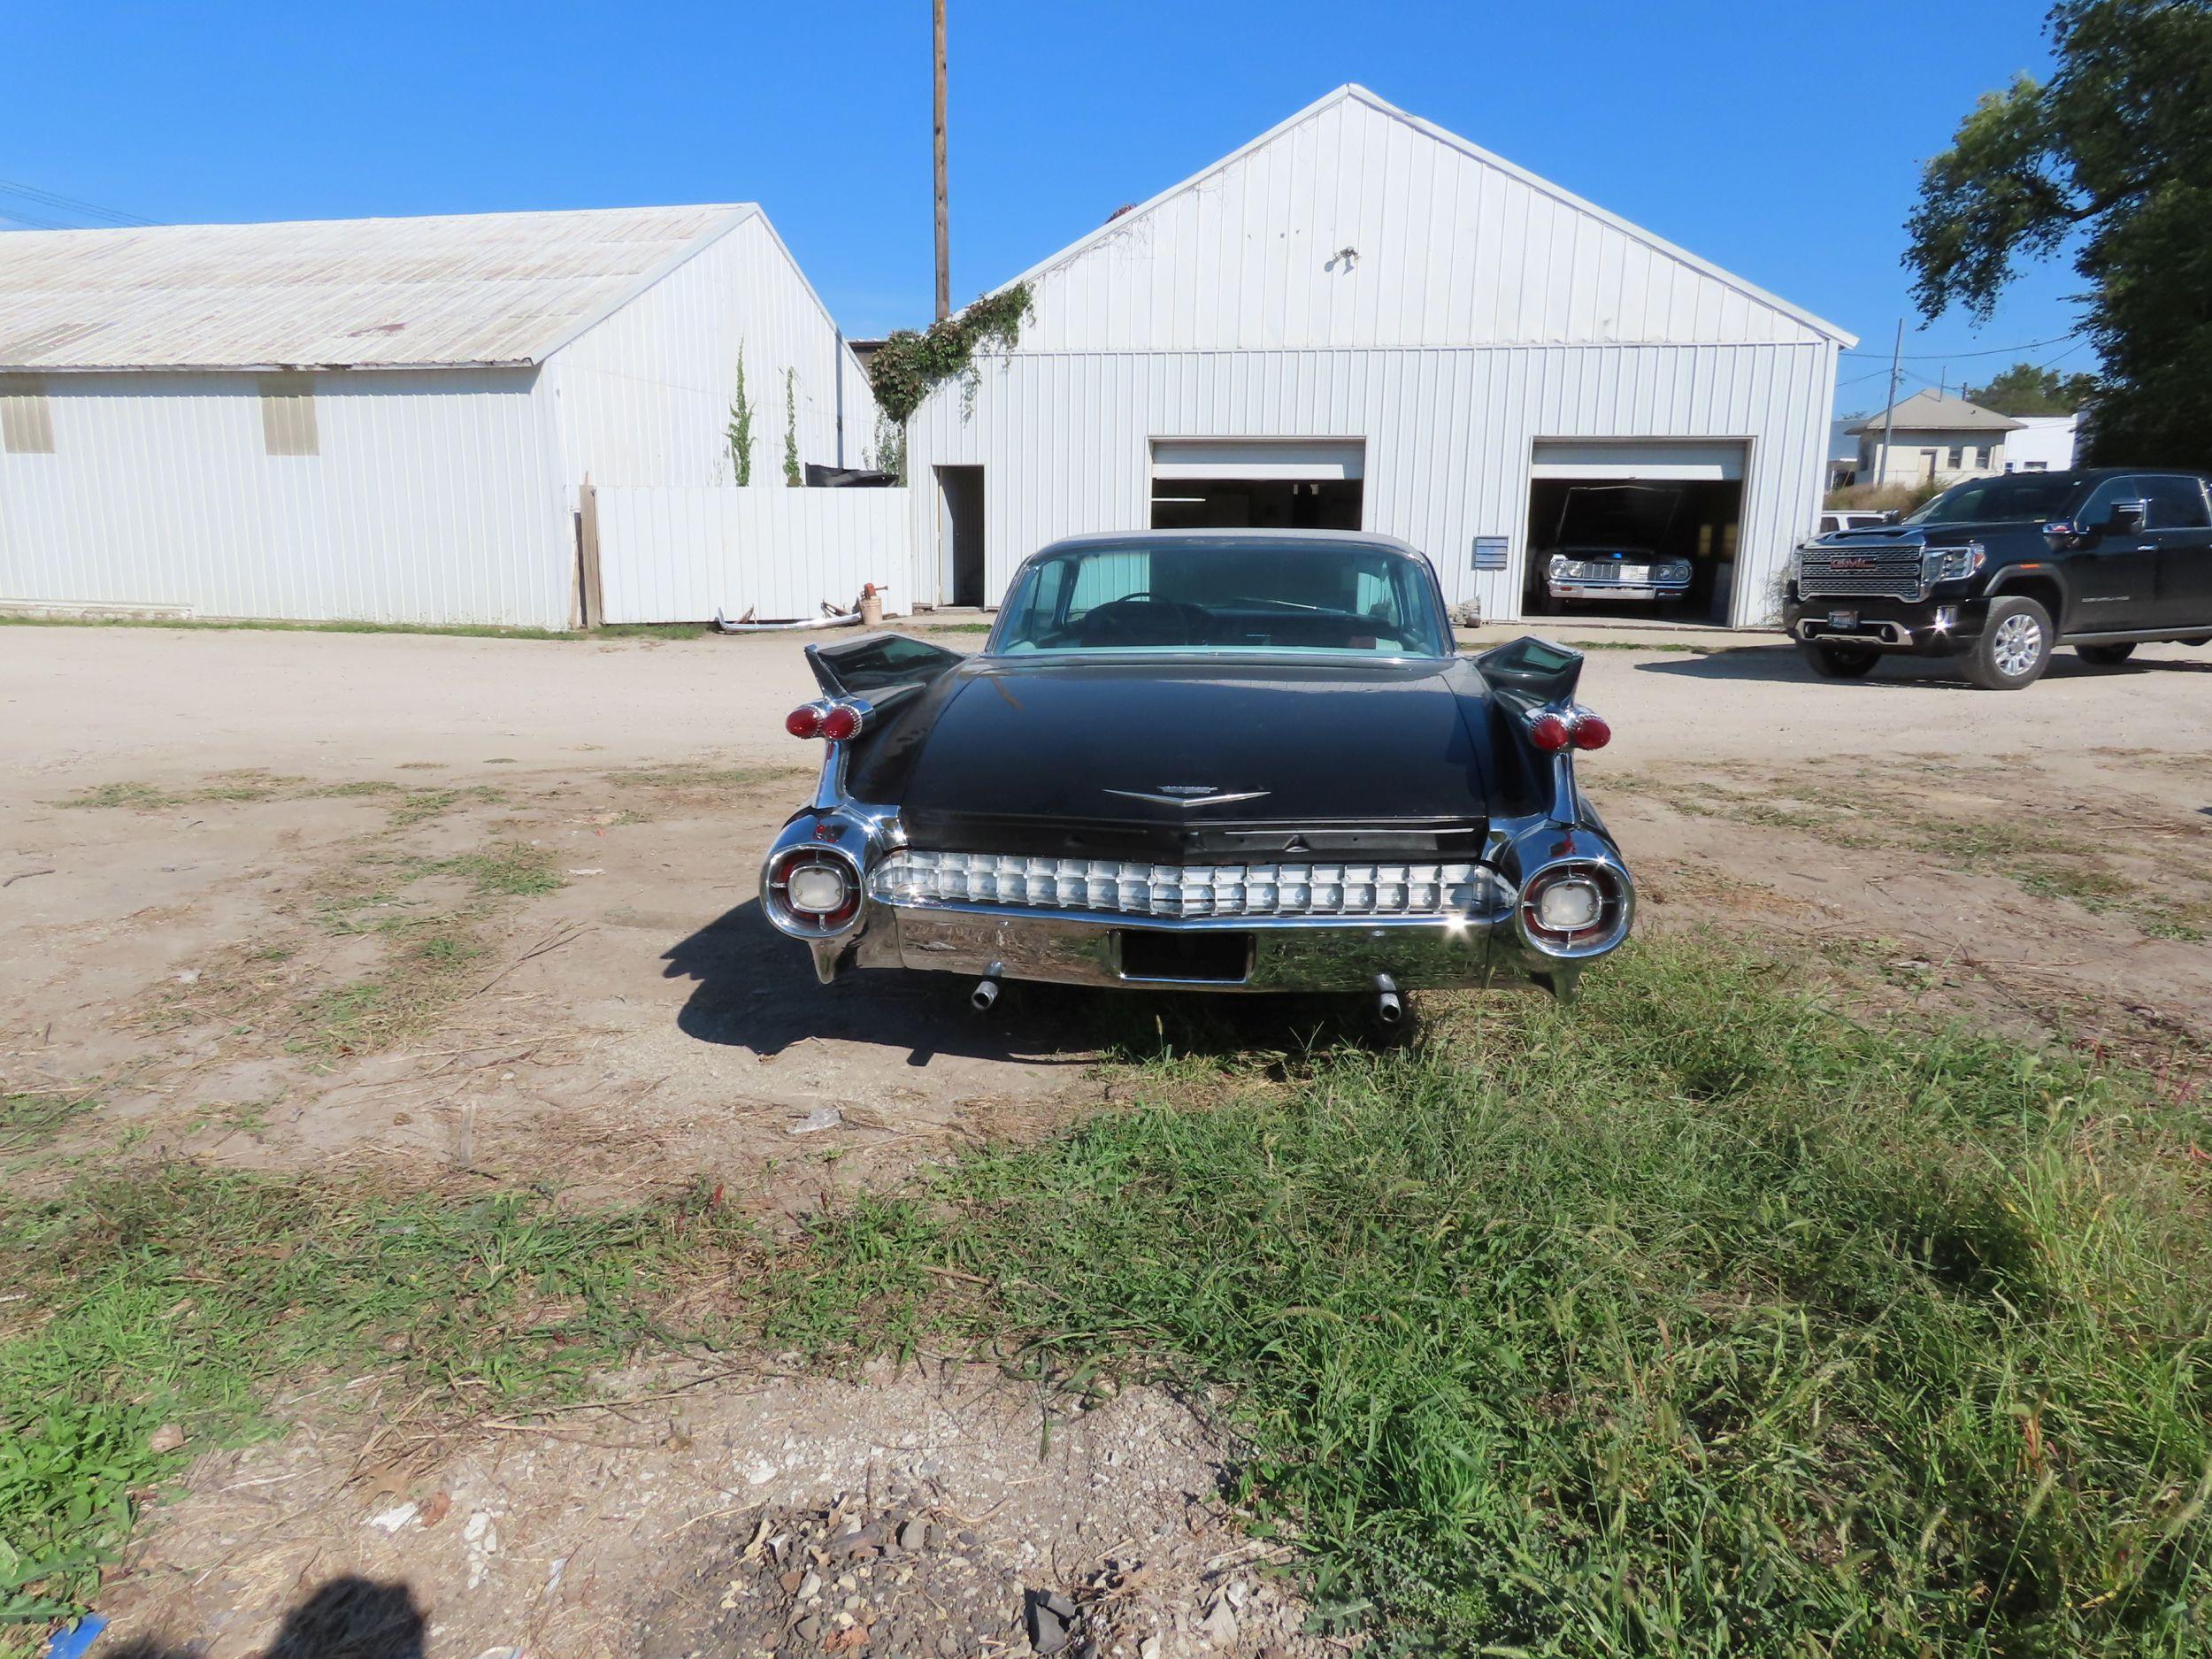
[
  {"xmin": 1785, "ymin": 467, "xmax": 2212, "ymax": 654},
  {"xmin": 843, "ymin": 654, "xmax": 1522, "ymax": 862}
]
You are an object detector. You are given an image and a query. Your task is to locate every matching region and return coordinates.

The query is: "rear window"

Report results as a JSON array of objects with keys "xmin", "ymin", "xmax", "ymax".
[{"xmin": 990, "ymin": 541, "xmax": 1450, "ymax": 657}]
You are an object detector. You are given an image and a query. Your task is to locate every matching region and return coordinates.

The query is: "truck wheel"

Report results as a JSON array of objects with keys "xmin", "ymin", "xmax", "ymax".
[
  {"xmin": 1801, "ymin": 641, "xmax": 1881, "ymax": 679},
  {"xmin": 2076, "ymin": 641, "xmax": 2136, "ymax": 666},
  {"xmin": 1964, "ymin": 595, "xmax": 2054, "ymax": 689}
]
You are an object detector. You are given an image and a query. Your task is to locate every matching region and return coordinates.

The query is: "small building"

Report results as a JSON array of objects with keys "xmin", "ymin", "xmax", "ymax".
[
  {"xmin": 0, "ymin": 205, "xmax": 875, "ymax": 629},
  {"xmin": 903, "ymin": 84, "xmax": 1854, "ymax": 626},
  {"xmin": 2005, "ymin": 413, "xmax": 2079, "ymax": 473},
  {"xmin": 1846, "ymin": 389, "xmax": 2023, "ymax": 488}
]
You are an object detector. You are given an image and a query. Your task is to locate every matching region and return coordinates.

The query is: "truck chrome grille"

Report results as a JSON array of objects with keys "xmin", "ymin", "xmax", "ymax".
[
  {"xmin": 869, "ymin": 850, "xmax": 1505, "ymax": 920},
  {"xmin": 1797, "ymin": 542, "xmax": 1924, "ymax": 601}
]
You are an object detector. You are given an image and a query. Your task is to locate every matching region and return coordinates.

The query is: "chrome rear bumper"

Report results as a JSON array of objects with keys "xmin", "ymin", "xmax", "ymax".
[{"xmin": 842, "ymin": 902, "xmax": 1519, "ymax": 992}]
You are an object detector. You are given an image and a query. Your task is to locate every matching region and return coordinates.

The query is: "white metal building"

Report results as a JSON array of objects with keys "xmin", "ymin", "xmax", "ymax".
[
  {"xmin": 905, "ymin": 85, "xmax": 1854, "ymax": 626},
  {"xmin": 0, "ymin": 205, "xmax": 877, "ymax": 629}
]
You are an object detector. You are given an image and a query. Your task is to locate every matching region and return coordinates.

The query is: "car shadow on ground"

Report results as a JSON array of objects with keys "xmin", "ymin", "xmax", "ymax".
[
  {"xmin": 1632, "ymin": 645, "xmax": 2212, "ymax": 687},
  {"xmin": 664, "ymin": 899, "xmax": 1400, "ymax": 1067}
]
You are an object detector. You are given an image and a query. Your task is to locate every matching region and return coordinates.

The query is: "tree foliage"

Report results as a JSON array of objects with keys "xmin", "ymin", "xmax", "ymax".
[
  {"xmin": 1906, "ymin": 0, "xmax": 2212, "ymax": 465},
  {"xmin": 865, "ymin": 284, "xmax": 1034, "ymax": 427},
  {"xmin": 1962, "ymin": 360, "xmax": 2101, "ymax": 415}
]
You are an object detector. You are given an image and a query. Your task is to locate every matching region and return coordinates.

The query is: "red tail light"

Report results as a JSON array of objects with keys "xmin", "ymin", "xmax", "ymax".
[
  {"xmin": 785, "ymin": 705, "xmax": 824, "ymax": 739},
  {"xmin": 818, "ymin": 703, "xmax": 863, "ymax": 741},
  {"xmin": 1527, "ymin": 711, "xmax": 1572, "ymax": 753},
  {"xmin": 1570, "ymin": 710, "xmax": 1611, "ymax": 750}
]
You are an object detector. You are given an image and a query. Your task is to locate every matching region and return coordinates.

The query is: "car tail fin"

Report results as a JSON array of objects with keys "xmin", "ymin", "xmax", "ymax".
[
  {"xmin": 805, "ymin": 633, "xmax": 965, "ymax": 699},
  {"xmin": 1473, "ymin": 635, "xmax": 1586, "ymax": 706}
]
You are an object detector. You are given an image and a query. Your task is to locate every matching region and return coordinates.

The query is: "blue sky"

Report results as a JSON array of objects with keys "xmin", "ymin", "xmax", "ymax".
[{"xmin": 5, "ymin": 1, "xmax": 2086, "ymax": 412}]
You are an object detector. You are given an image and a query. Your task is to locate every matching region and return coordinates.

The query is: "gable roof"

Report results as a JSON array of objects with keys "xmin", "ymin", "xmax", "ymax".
[
  {"xmin": 0, "ymin": 204, "xmax": 756, "ymax": 373},
  {"xmin": 1846, "ymin": 388, "xmax": 2025, "ymax": 434},
  {"xmin": 992, "ymin": 84, "xmax": 1855, "ymax": 347}
]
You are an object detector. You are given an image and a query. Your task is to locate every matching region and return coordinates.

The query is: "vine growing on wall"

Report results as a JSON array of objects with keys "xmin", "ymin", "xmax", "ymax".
[
  {"xmin": 782, "ymin": 367, "xmax": 802, "ymax": 487},
  {"xmin": 865, "ymin": 283, "xmax": 1035, "ymax": 427},
  {"xmin": 726, "ymin": 344, "xmax": 756, "ymax": 486}
]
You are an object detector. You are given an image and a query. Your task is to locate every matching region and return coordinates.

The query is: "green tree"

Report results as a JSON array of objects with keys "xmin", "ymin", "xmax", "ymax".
[
  {"xmin": 1961, "ymin": 360, "xmax": 2101, "ymax": 415},
  {"xmin": 1905, "ymin": 0, "xmax": 2212, "ymax": 466}
]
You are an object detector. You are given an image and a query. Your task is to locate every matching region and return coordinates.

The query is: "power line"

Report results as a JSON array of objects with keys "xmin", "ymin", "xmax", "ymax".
[
  {"xmin": 0, "ymin": 178, "xmax": 157, "ymax": 228},
  {"xmin": 1839, "ymin": 331, "xmax": 2083, "ymax": 362}
]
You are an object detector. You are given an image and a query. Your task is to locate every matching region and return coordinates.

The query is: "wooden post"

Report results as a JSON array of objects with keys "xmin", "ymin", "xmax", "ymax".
[
  {"xmin": 576, "ymin": 480, "xmax": 603, "ymax": 630},
  {"xmin": 933, "ymin": 0, "xmax": 949, "ymax": 321}
]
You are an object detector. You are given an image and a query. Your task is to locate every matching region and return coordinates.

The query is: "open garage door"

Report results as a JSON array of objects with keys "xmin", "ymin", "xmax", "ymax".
[
  {"xmin": 1149, "ymin": 438, "xmax": 1364, "ymax": 530},
  {"xmin": 1524, "ymin": 440, "xmax": 1747, "ymax": 623}
]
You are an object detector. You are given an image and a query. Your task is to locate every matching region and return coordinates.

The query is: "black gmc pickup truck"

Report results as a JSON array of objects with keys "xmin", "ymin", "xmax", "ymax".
[{"xmin": 1785, "ymin": 468, "xmax": 2212, "ymax": 689}]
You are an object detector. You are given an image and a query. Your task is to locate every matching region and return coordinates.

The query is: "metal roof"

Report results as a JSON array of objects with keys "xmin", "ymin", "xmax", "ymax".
[
  {"xmin": 1846, "ymin": 388, "xmax": 2025, "ymax": 434},
  {"xmin": 0, "ymin": 204, "xmax": 756, "ymax": 372}
]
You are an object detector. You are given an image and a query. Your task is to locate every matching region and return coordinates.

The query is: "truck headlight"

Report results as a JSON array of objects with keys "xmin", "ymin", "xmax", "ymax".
[{"xmin": 1924, "ymin": 542, "xmax": 1986, "ymax": 584}]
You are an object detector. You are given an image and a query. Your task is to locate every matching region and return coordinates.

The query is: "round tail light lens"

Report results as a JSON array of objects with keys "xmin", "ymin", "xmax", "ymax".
[
  {"xmin": 786, "ymin": 705, "xmax": 824, "ymax": 739},
  {"xmin": 1517, "ymin": 862, "xmax": 1629, "ymax": 956},
  {"xmin": 1570, "ymin": 710, "xmax": 1611, "ymax": 750},
  {"xmin": 765, "ymin": 847, "xmax": 860, "ymax": 933},
  {"xmin": 1527, "ymin": 711, "xmax": 1572, "ymax": 753},
  {"xmin": 818, "ymin": 703, "xmax": 862, "ymax": 741}
]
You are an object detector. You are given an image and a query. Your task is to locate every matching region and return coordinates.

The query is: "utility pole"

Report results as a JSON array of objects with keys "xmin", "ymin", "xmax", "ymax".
[
  {"xmin": 933, "ymin": 0, "xmax": 949, "ymax": 321},
  {"xmin": 1877, "ymin": 319, "xmax": 1903, "ymax": 487}
]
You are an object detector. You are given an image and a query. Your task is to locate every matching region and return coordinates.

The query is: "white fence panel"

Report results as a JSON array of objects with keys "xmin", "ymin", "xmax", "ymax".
[{"xmin": 595, "ymin": 485, "xmax": 912, "ymax": 624}]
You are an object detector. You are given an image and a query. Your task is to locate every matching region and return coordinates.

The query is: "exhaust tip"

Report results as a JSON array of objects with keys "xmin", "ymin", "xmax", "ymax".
[
  {"xmin": 971, "ymin": 978, "xmax": 1001, "ymax": 1012},
  {"xmin": 1373, "ymin": 972, "xmax": 1402, "ymax": 1027}
]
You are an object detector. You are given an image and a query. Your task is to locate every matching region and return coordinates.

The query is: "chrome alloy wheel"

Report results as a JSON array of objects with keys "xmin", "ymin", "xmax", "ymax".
[{"xmin": 1992, "ymin": 611, "xmax": 2044, "ymax": 677}]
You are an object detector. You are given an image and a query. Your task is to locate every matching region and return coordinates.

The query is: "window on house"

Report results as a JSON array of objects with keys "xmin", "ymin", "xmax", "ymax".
[
  {"xmin": 1973, "ymin": 445, "xmax": 1990, "ymax": 469},
  {"xmin": 1947, "ymin": 444, "xmax": 1965, "ymax": 468},
  {"xmin": 0, "ymin": 375, "xmax": 55, "ymax": 454},
  {"xmin": 259, "ymin": 376, "xmax": 319, "ymax": 456}
]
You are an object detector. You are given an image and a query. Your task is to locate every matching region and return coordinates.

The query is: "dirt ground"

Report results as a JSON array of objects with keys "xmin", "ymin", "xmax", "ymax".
[{"xmin": 7, "ymin": 622, "xmax": 2212, "ymax": 1658}]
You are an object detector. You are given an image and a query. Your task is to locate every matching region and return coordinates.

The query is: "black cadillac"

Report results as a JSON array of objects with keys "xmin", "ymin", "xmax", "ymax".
[
  {"xmin": 757, "ymin": 531, "xmax": 1632, "ymax": 1019},
  {"xmin": 1786, "ymin": 468, "xmax": 2212, "ymax": 689}
]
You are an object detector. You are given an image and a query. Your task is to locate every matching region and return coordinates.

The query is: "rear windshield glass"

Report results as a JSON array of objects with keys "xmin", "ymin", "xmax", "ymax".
[
  {"xmin": 1904, "ymin": 474, "xmax": 2080, "ymax": 526},
  {"xmin": 990, "ymin": 542, "xmax": 1451, "ymax": 657}
]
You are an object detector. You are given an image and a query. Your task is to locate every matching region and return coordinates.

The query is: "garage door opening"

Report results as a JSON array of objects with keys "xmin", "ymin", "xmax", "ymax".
[
  {"xmin": 1521, "ymin": 441, "xmax": 1747, "ymax": 625},
  {"xmin": 1149, "ymin": 438, "xmax": 1363, "ymax": 531}
]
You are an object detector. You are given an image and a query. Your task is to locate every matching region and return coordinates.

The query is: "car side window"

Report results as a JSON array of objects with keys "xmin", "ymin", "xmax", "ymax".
[
  {"xmin": 1818, "ymin": 514, "xmax": 1838, "ymax": 533},
  {"xmin": 2141, "ymin": 474, "xmax": 2212, "ymax": 530}
]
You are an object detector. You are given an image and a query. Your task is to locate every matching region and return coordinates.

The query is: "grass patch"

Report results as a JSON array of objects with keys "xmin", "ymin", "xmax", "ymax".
[
  {"xmin": 769, "ymin": 935, "xmax": 2212, "ymax": 1655},
  {"xmin": 57, "ymin": 781, "xmax": 175, "ymax": 810},
  {"xmin": 0, "ymin": 1171, "xmax": 734, "ymax": 1642},
  {"xmin": 439, "ymin": 842, "xmax": 565, "ymax": 898}
]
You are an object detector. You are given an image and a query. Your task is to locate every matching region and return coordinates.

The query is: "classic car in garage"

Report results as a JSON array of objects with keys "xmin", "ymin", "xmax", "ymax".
[{"xmin": 757, "ymin": 530, "xmax": 1634, "ymax": 1019}]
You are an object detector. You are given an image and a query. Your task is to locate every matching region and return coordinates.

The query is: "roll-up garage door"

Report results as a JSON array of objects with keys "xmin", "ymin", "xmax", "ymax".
[
  {"xmin": 1529, "ymin": 440, "xmax": 1746, "ymax": 480},
  {"xmin": 1149, "ymin": 439, "xmax": 1366, "ymax": 529}
]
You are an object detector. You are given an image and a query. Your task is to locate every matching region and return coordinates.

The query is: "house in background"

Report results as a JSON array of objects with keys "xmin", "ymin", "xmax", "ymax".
[
  {"xmin": 1846, "ymin": 389, "xmax": 2024, "ymax": 488},
  {"xmin": 0, "ymin": 206, "xmax": 875, "ymax": 629},
  {"xmin": 1828, "ymin": 416, "xmax": 1863, "ymax": 489},
  {"xmin": 903, "ymin": 84, "xmax": 1852, "ymax": 628},
  {"xmin": 2005, "ymin": 412, "xmax": 2079, "ymax": 473}
]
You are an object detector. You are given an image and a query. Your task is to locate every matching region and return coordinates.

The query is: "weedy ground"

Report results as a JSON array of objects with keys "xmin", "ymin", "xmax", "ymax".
[{"xmin": 6, "ymin": 935, "xmax": 2209, "ymax": 1656}]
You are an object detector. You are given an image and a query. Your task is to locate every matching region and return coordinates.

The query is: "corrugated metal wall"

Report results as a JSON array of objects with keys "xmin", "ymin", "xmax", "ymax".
[
  {"xmin": 1015, "ymin": 94, "xmax": 1832, "ymax": 357},
  {"xmin": 545, "ymin": 211, "xmax": 880, "ymax": 488},
  {"xmin": 0, "ymin": 368, "xmax": 572, "ymax": 626},
  {"xmin": 906, "ymin": 343, "xmax": 1837, "ymax": 625},
  {"xmin": 903, "ymin": 88, "xmax": 1844, "ymax": 626},
  {"xmin": 595, "ymin": 484, "xmax": 911, "ymax": 624}
]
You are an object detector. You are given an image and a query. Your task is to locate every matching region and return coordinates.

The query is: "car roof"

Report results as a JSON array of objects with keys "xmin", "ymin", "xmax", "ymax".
[{"xmin": 1033, "ymin": 528, "xmax": 1430, "ymax": 558}]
